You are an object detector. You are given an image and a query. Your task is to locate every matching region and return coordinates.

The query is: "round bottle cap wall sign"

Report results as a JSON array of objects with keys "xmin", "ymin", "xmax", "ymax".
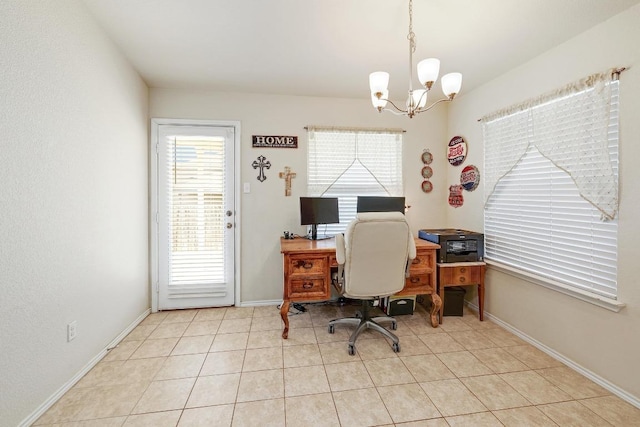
[
  {"xmin": 447, "ymin": 136, "xmax": 467, "ymax": 166},
  {"xmin": 460, "ymin": 165, "xmax": 480, "ymax": 191}
]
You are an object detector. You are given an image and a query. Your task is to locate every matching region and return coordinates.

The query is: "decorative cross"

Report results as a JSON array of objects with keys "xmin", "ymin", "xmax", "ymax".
[
  {"xmin": 252, "ymin": 155, "xmax": 271, "ymax": 182},
  {"xmin": 279, "ymin": 166, "xmax": 296, "ymax": 196}
]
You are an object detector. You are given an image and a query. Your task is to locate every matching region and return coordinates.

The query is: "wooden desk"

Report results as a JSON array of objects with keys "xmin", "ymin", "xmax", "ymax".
[
  {"xmin": 437, "ymin": 262, "xmax": 486, "ymax": 323},
  {"xmin": 280, "ymin": 237, "xmax": 442, "ymax": 339}
]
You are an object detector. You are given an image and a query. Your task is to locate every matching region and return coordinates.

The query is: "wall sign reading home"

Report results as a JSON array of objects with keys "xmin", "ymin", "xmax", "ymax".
[{"xmin": 252, "ymin": 135, "xmax": 298, "ymax": 148}]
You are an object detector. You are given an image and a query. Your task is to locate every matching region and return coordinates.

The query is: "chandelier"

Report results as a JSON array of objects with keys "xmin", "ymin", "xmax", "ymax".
[{"xmin": 369, "ymin": 0, "xmax": 462, "ymax": 118}]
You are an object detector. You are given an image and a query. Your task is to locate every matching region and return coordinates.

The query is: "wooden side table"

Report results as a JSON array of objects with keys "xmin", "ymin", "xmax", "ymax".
[{"xmin": 437, "ymin": 262, "xmax": 486, "ymax": 323}]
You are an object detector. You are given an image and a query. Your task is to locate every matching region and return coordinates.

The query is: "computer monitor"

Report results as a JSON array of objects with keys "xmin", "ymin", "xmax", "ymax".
[
  {"xmin": 356, "ymin": 196, "xmax": 406, "ymax": 214},
  {"xmin": 299, "ymin": 197, "xmax": 340, "ymax": 240}
]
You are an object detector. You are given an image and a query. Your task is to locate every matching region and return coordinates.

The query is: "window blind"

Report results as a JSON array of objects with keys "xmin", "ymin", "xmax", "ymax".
[
  {"xmin": 307, "ymin": 128, "xmax": 403, "ymax": 235},
  {"xmin": 484, "ymin": 81, "xmax": 619, "ymax": 298}
]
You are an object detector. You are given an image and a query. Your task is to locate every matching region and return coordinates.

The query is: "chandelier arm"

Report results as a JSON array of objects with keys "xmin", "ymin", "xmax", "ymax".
[
  {"xmin": 414, "ymin": 97, "xmax": 452, "ymax": 114},
  {"xmin": 380, "ymin": 107, "xmax": 408, "ymax": 116},
  {"xmin": 381, "ymin": 98, "xmax": 409, "ymax": 114}
]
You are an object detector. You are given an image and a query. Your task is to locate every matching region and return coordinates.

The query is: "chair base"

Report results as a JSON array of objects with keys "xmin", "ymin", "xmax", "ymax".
[{"xmin": 328, "ymin": 301, "xmax": 400, "ymax": 355}]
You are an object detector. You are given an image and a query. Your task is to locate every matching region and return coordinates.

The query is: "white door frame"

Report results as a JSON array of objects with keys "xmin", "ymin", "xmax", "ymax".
[{"xmin": 150, "ymin": 118, "xmax": 241, "ymax": 313}]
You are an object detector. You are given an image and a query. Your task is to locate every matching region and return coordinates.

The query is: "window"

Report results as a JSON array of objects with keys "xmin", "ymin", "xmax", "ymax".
[
  {"xmin": 307, "ymin": 127, "xmax": 403, "ymax": 235},
  {"xmin": 483, "ymin": 73, "xmax": 619, "ymax": 302}
]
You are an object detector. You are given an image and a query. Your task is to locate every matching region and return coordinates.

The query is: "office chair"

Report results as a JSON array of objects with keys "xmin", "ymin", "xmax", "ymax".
[{"xmin": 328, "ymin": 212, "xmax": 416, "ymax": 355}]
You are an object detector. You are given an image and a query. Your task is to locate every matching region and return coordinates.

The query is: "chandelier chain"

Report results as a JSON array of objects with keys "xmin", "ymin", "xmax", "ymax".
[{"xmin": 408, "ymin": 0, "xmax": 416, "ymax": 53}]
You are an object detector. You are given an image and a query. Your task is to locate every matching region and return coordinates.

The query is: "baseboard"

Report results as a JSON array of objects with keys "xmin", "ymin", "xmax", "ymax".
[
  {"xmin": 238, "ymin": 299, "xmax": 283, "ymax": 307},
  {"xmin": 20, "ymin": 308, "xmax": 151, "ymax": 427},
  {"xmin": 465, "ymin": 301, "xmax": 640, "ymax": 409}
]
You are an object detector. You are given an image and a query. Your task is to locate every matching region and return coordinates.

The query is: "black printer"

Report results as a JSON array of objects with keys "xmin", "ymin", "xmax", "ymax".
[{"xmin": 418, "ymin": 228, "xmax": 484, "ymax": 263}]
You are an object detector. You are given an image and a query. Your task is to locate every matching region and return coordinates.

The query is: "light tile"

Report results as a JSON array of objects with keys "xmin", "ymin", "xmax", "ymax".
[
  {"xmin": 403, "ymin": 318, "xmax": 444, "ymax": 335},
  {"xmin": 183, "ymin": 320, "xmax": 221, "ymax": 336},
  {"xmin": 538, "ymin": 400, "xmax": 610, "ymax": 426},
  {"xmin": 193, "ymin": 307, "xmax": 226, "ymax": 321},
  {"xmin": 536, "ymin": 366, "xmax": 610, "ymax": 399},
  {"xmin": 131, "ymin": 377, "xmax": 195, "ymax": 414},
  {"xmin": 394, "ymin": 335, "xmax": 432, "ymax": 356},
  {"xmin": 400, "ymin": 354, "xmax": 456, "ymax": 382},
  {"xmin": 249, "ymin": 315, "xmax": 283, "ymax": 332},
  {"xmin": 179, "ymin": 404, "xmax": 234, "ymax": 427},
  {"xmin": 436, "ymin": 351, "xmax": 492, "ymax": 377},
  {"xmin": 314, "ymin": 325, "xmax": 352, "ymax": 344},
  {"xmin": 285, "ymin": 393, "xmax": 340, "ymax": 426},
  {"xmin": 252, "ymin": 304, "xmax": 281, "ymax": 317},
  {"xmin": 171, "ymin": 335, "xmax": 214, "ymax": 355},
  {"xmin": 395, "ymin": 419, "xmax": 450, "ymax": 427},
  {"xmin": 353, "ymin": 338, "xmax": 400, "ymax": 360},
  {"xmin": 282, "ymin": 327, "xmax": 317, "ymax": 346},
  {"xmin": 504, "ymin": 345, "xmax": 563, "ymax": 370},
  {"xmin": 236, "ymin": 369, "xmax": 284, "ymax": 402},
  {"xmin": 438, "ymin": 317, "xmax": 473, "ymax": 332},
  {"xmin": 124, "ymin": 410, "xmax": 182, "ymax": 426},
  {"xmin": 243, "ymin": 346, "xmax": 283, "ymax": 371},
  {"xmin": 479, "ymin": 327, "xmax": 526, "ymax": 347},
  {"xmin": 364, "ymin": 357, "xmax": 415, "ymax": 386},
  {"xmin": 139, "ymin": 312, "xmax": 167, "ymax": 326},
  {"xmin": 332, "ymin": 388, "xmax": 393, "ymax": 426},
  {"xmin": 75, "ymin": 361, "xmax": 126, "ymax": 388},
  {"xmin": 580, "ymin": 395, "xmax": 640, "ymax": 426},
  {"xmin": 319, "ymin": 342, "xmax": 362, "ymax": 365},
  {"xmin": 492, "ymin": 406, "xmax": 557, "ymax": 426},
  {"xmin": 289, "ymin": 312, "xmax": 313, "ymax": 329},
  {"xmin": 186, "ymin": 373, "xmax": 240, "ymax": 407},
  {"xmin": 419, "ymin": 333, "xmax": 465, "ymax": 353},
  {"xmin": 103, "ymin": 340, "xmax": 143, "ymax": 361},
  {"xmin": 246, "ymin": 329, "xmax": 283, "ymax": 349},
  {"xmin": 162, "ymin": 309, "xmax": 197, "ymax": 323},
  {"xmin": 218, "ymin": 318, "xmax": 252, "ymax": 334},
  {"xmin": 233, "ymin": 398, "xmax": 285, "ymax": 427},
  {"xmin": 499, "ymin": 371, "xmax": 572, "ymax": 405},
  {"xmin": 284, "ymin": 365, "xmax": 330, "ymax": 397},
  {"xmin": 123, "ymin": 325, "xmax": 157, "ymax": 342},
  {"xmin": 210, "ymin": 332, "xmax": 249, "ymax": 352},
  {"xmin": 445, "ymin": 411, "xmax": 503, "ymax": 426},
  {"xmin": 130, "ymin": 337, "xmax": 178, "ymax": 359},
  {"xmin": 420, "ymin": 378, "xmax": 486, "ymax": 417},
  {"xmin": 200, "ymin": 350, "xmax": 245, "ymax": 376},
  {"xmin": 460, "ymin": 374, "xmax": 530, "ymax": 410},
  {"xmin": 470, "ymin": 347, "xmax": 529, "ymax": 374},
  {"xmin": 324, "ymin": 360, "xmax": 374, "ymax": 391},
  {"xmin": 448, "ymin": 330, "xmax": 496, "ymax": 350},
  {"xmin": 283, "ymin": 344, "xmax": 323, "ymax": 368},
  {"xmin": 377, "ymin": 383, "xmax": 441, "ymax": 423},
  {"xmin": 223, "ymin": 306, "xmax": 254, "ymax": 319},
  {"xmin": 147, "ymin": 321, "xmax": 189, "ymax": 339},
  {"xmin": 154, "ymin": 353, "xmax": 206, "ymax": 380}
]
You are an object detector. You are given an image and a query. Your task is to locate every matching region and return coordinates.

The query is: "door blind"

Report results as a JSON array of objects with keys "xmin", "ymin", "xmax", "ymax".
[{"xmin": 165, "ymin": 136, "xmax": 226, "ymax": 296}]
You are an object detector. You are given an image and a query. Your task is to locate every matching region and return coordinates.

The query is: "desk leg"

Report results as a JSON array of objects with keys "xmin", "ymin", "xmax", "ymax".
[
  {"xmin": 280, "ymin": 300, "xmax": 290, "ymax": 339},
  {"xmin": 430, "ymin": 293, "xmax": 442, "ymax": 328},
  {"xmin": 478, "ymin": 274, "xmax": 485, "ymax": 321},
  {"xmin": 438, "ymin": 285, "xmax": 445, "ymax": 325}
]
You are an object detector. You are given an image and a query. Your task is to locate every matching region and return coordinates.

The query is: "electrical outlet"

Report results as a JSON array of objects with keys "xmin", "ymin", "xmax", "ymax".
[{"xmin": 67, "ymin": 321, "xmax": 77, "ymax": 342}]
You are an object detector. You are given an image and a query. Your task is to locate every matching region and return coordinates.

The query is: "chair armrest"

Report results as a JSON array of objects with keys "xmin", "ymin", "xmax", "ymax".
[
  {"xmin": 335, "ymin": 233, "xmax": 346, "ymax": 265},
  {"xmin": 406, "ymin": 233, "xmax": 417, "ymax": 277}
]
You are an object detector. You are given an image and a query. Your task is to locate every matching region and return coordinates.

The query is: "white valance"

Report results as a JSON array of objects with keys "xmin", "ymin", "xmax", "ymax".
[
  {"xmin": 306, "ymin": 126, "xmax": 404, "ymax": 197},
  {"xmin": 481, "ymin": 69, "xmax": 621, "ymax": 220}
]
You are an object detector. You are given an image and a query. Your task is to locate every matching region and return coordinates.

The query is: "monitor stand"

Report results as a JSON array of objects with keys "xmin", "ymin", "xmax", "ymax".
[{"xmin": 307, "ymin": 224, "xmax": 332, "ymax": 240}]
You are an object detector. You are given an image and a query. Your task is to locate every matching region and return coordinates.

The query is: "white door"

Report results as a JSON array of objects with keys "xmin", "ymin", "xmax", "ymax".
[{"xmin": 154, "ymin": 123, "xmax": 236, "ymax": 310}]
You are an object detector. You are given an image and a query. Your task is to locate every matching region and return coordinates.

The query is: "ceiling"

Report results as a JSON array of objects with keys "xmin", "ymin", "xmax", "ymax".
[{"xmin": 82, "ymin": 0, "xmax": 640, "ymax": 101}]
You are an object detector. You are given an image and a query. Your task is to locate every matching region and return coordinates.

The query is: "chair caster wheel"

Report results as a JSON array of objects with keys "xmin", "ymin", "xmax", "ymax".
[
  {"xmin": 348, "ymin": 344, "xmax": 356, "ymax": 355},
  {"xmin": 391, "ymin": 321, "xmax": 397, "ymax": 330},
  {"xmin": 392, "ymin": 342, "xmax": 400, "ymax": 353},
  {"xmin": 328, "ymin": 325, "xmax": 335, "ymax": 334}
]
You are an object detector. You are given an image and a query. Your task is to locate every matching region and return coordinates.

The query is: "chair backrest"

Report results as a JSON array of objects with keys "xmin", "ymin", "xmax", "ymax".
[{"xmin": 338, "ymin": 211, "xmax": 416, "ymax": 299}]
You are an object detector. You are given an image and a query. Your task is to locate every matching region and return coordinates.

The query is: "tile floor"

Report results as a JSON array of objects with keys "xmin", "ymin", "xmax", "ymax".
[{"xmin": 34, "ymin": 303, "xmax": 640, "ymax": 426}]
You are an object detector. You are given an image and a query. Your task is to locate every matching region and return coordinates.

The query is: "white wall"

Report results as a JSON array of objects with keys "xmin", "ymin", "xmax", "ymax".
[
  {"xmin": 0, "ymin": 1, "xmax": 149, "ymax": 425},
  {"xmin": 150, "ymin": 90, "xmax": 449, "ymax": 303},
  {"xmin": 446, "ymin": 4, "xmax": 640, "ymax": 402}
]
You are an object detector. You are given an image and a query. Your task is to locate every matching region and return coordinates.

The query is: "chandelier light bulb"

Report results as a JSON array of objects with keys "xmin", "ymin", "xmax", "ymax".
[
  {"xmin": 417, "ymin": 58, "xmax": 440, "ymax": 89},
  {"xmin": 412, "ymin": 89, "xmax": 427, "ymax": 109},
  {"xmin": 372, "ymin": 90, "xmax": 389, "ymax": 110},
  {"xmin": 441, "ymin": 72, "xmax": 463, "ymax": 99},
  {"xmin": 369, "ymin": 71, "xmax": 390, "ymax": 94}
]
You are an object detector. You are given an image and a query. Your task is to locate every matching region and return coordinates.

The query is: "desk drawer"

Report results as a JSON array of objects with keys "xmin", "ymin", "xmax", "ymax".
[
  {"xmin": 288, "ymin": 255, "xmax": 327, "ymax": 276},
  {"xmin": 289, "ymin": 278, "xmax": 329, "ymax": 299},
  {"xmin": 401, "ymin": 273, "xmax": 434, "ymax": 294},
  {"xmin": 410, "ymin": 251, "xmax": 435, "ymax": 272},
  {"xmin": 441, "ymin": 265, "xmax": 482, "ymax": 285}
]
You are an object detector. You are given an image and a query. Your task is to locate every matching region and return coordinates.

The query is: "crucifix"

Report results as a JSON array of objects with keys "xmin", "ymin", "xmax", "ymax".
[
  {"xmin": 279, "ymin": 166, "xmax": 296, "ymax": 196},
  {"xmin": 252, "ymin": 155, "xmax": 271, "ymax": 182}
]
